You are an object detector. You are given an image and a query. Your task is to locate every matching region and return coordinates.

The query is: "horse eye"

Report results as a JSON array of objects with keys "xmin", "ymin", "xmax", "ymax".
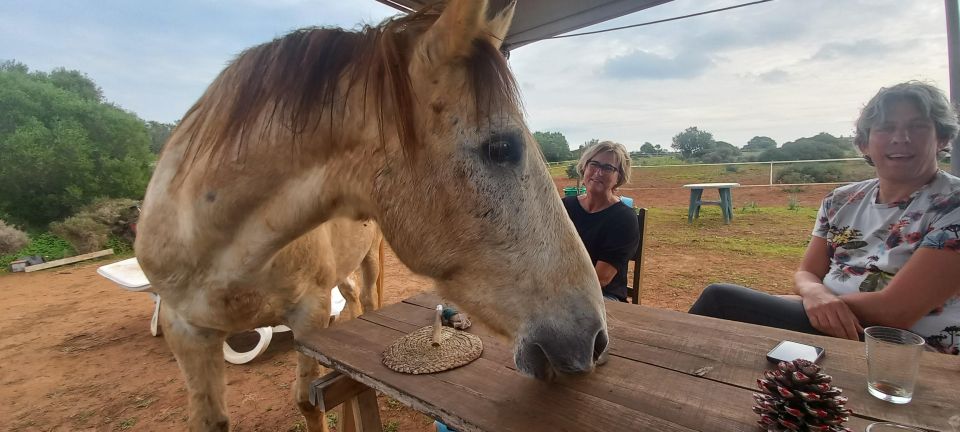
[
  {"xmin": 488, "ymin": 141, "xmax": 511, "ymax": 162},
  {"xmin": 483, "ymin": 134, "xmax": 522, "ymax": 166}
]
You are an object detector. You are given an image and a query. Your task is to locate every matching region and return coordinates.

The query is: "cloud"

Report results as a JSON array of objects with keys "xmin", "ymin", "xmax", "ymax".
[
  {"xmin": 603, "ymin": 50, "xmax": 713, "ymax": 80},
  {"xmin": 810, "ymin": 39, "xmax": 899, "ymax": 61},
  {"xmin": 4, "ymin": 0, "xmax": 948, "ymax": 152},
  {"xmin": 757, "ymin": 69, "xmax": 789, "ymax": 83}
]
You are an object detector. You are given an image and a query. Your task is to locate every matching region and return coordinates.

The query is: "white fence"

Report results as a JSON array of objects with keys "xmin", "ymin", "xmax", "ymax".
[{"xmin": 629, "ymin": 157, "xmax": 869, "ymax": 187}]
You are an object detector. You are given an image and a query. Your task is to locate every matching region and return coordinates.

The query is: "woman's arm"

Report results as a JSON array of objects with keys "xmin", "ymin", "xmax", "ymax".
[
  {"xmin": 594, "ymin": 208, "xmax": 639, "ymax": 290},
  {"xmin": 841, "ymin": 248, "xmax": 960, "ymax": 329},
  {"xmin": 794, "ymin": 236, "xmax": 863, "ymax": 340}
]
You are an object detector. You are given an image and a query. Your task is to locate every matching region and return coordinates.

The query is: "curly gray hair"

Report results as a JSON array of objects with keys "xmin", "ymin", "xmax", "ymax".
[{"xmin": 855, "ymin": 81, "xmax": 959, "ymax": 150}]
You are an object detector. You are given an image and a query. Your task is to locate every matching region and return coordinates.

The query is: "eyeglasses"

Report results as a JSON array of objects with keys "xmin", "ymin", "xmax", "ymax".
[{"xmin": 586, "ymin": 160, "xmax": 620, "ymax": 175}]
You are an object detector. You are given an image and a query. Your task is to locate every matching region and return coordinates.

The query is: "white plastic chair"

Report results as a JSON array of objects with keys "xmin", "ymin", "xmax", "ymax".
[{"xmin": 97, "ymin": 257, "xmax": 346, "ymax": 364}]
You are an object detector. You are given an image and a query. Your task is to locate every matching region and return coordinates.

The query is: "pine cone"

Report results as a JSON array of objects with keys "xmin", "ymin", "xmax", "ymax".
[{"xmin": 753, "ymin": 359, "xmax": 852, "ymax": 432}]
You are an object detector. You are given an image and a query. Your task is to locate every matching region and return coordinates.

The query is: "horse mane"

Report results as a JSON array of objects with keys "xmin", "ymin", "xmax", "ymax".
[{"xmin": 174, "ymin": 3, "xmax": 521, "ymax": 173}]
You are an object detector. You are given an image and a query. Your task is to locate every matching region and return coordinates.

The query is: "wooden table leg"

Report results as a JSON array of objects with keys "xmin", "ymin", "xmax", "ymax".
[
  {"xmin": 341, "ymin": 389, "xmax": 381, "ymax": 432},
  {"xmin": 310, "ymin": 372, "xmax": 382, "ymax": 432}
]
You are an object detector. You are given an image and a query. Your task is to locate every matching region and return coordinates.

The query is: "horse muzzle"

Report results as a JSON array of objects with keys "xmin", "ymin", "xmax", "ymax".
[{"xmin": 513, "ymin": 316, "xmax": 609, "ymax": 380}]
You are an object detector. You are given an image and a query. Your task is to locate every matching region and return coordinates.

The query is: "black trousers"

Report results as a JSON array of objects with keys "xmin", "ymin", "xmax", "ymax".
[{"xmin": 688, "ymin": 283, "xmax": 822, "ymax": 335}]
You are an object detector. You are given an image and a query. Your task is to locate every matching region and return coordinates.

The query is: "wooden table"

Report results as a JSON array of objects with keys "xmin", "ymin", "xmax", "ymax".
[
  {"xmin": 297, "ymin": 293, "xmax": 960, "ymax": 432},
  {"xmin": 683, "ymin": 182, "xmax": 740, "ymax": 224}
]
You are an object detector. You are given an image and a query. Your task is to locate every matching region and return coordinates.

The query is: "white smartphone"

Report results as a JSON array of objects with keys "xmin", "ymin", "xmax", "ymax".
[{"xmin": 766, "ymin": 340, "xmax": 825, "ymax": 363}]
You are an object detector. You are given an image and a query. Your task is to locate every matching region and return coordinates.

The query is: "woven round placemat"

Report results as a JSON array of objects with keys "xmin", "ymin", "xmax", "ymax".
[{"xmin": 382, "ymin": 326, "xmax": 483, "ymax": 374}]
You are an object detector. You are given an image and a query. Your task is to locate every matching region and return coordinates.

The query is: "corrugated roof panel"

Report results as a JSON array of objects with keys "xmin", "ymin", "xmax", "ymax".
[{"xmin": 374, "ymin": 0, "xmax": 673, "ymax": 49}]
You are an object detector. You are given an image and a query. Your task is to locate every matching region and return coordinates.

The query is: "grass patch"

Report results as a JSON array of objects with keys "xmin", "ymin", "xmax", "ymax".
[
  {"xmin": 287, "ymin": 419, "xmax": 306, "ymax": 432},
  {"xmin": 547, "ymin": 162, "xmax": 574, "ymax": 177},
  {"xmin": 117, "ymin": 417, "xmax": 137, "ymax": 430},
  {"xmin": 739, "ymin": 201, "xmax": 760, "ymax": 213},
  {"xmin": 133, "ymin": 395, "xmax": 156, "ymax": 409},
  {"xmin": 635, "ymin": 155, "xmax": 685, "ymax": 166},
  {"xmin": 385, "ymin": 397, "xmax": 403, "ymax": 410},
  {"xmin": 0, "ymin": 232, "xmax": 75, "ymax": 270},
  {"xmin": 648, "ymin": 207, "xmax": 815, "ymax": 259},
  {"xmin": 383, "ymin": 420, "xmax": 400, "ymax": 432},
  {"xmin": 71, "ymin": 410, "xmax": 96, "ymax": 426}
]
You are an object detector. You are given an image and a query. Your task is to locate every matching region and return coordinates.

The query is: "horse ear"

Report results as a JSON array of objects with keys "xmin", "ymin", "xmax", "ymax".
[
  {"xmin": 485, "ymin": 0, "xmax": 516, "ymax": 50},
  {"xmin": 417, "ymin": 0, "xmax": 489, "ymax": 65}
]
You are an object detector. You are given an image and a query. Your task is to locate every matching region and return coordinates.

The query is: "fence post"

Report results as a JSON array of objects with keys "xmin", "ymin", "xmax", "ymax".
[{"xmin": 769, "ymin": 162, "xmax": 774, "ymax": 185}]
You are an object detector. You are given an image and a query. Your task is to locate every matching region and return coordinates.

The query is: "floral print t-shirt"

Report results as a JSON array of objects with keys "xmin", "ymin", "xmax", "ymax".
[{"xmin": 813, "ymin": 170, "xmax": 960, "ymax": 355}]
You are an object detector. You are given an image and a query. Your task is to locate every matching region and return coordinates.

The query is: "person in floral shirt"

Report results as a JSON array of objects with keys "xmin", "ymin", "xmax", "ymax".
[{"xmin": 690, "ymin": 82, "xmax": 960, "ymax": 354}]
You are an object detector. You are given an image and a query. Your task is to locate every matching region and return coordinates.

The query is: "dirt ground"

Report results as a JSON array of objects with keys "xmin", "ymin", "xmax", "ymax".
[{"xmin": 0, "ymin": 183, "xmax": 834, "ymax": 432}]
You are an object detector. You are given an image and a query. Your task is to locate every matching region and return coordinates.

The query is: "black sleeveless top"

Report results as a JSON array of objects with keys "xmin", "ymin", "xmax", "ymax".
[{"xmin": 562, "ymin": 196, "xmax": 640, "ymax": 301}]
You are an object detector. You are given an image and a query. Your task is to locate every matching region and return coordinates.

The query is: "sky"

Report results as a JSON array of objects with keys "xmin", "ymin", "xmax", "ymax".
[{"xmin": 1, "ymin": 0, "xmax": 953, "ymax": 152}]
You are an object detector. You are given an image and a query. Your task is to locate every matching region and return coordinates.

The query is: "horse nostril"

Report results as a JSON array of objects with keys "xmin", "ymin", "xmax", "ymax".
[{"xmin": 593, "ymin": 329, "xmax": 609, "ymax": 361}]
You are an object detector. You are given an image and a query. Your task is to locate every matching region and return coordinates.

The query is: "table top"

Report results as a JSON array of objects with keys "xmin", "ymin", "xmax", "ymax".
[
  {"xmin": 683, "ymin": 182, "xmax": 741, "ymax": 189},
  {"xmin": 297, "ymin": 293, "xmax": 960, "ymax": 432}
]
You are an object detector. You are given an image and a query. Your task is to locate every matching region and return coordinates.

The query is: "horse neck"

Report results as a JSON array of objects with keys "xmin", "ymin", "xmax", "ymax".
[{"xmin": 151, "ymin": 105, "xmax": 393, "ymax": 274}]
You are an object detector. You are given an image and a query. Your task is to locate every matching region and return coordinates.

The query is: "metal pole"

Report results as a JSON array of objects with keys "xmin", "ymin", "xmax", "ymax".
[{"xmin": 947, "ymin": 0, "xmax": 960, "ymax": 175}]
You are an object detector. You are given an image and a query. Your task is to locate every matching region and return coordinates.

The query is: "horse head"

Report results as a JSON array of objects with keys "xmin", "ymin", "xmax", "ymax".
[{"xmin": 374, "ymin": 0, "xmax": 609, "ymax": 380}]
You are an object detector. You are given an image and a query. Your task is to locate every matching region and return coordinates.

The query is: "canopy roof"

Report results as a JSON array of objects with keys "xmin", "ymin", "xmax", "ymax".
[{"xmin": 375, "ymin": 0, "xmax": 673, "ymax": 50}]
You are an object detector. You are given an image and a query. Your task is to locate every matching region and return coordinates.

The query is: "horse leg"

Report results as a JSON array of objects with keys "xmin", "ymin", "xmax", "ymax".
[
  {"xmin": 337, "ymin": 275, "xmax": 362, "ymax": 321},
  {"xmin": 161, "ymin": 306, "xmax": 230, "ymax": 431},
  {"xmin": 359, "ymin": 238, "xmax": 383, "ymax": 312},
  {"xmin": 295, "ymin": 352, "xmax": 330, "ymax": 432},
  {"xmin": 290, "ymin": 289, "xmax": 333, "ymax": 432}
]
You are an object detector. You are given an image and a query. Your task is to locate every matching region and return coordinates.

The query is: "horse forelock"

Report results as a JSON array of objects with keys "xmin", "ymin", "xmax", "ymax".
[
  {"xmin": 465, "ymin": 38, "xmax": 523, "ymax": 133},
  {"xmin": 173, "ymin": 4, "xmax": 522, "ymax": 178}
]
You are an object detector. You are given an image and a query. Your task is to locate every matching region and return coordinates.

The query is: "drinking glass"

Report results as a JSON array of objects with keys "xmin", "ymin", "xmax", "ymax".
[{"xmin": 864, "ymin": 326, "xmax": 925, "ymax": 404}]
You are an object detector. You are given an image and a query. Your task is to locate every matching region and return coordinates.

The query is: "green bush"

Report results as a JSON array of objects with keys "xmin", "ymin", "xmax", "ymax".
[
  {"xmin": 105, "ymin": 234, "xmax": 133, "ymax": 255},
  {"xmin": 724, "ymin": 165, "xmax": 739, "ymax": 173},
  {"xmin": 0, "ymin": 220, "xmax": 28, "ymax": 255},
  {"xmin": 50, "ymin": 198, "xmax": 138, "ymax": 253},
  {"xmin": 566, "ymin": 162, "xmax": 580, "ymax": 179},
  {"xmin": 0, "ymin": 62, "xmax": 153, "ymax": 228},
  {"xmin": 788, "ymin": 194, "xmax": 800, "ymax": 211},
  {"xmin": 776, "ymin": 164, "xmax": 844, "ymax": 184},
  {"xmin": 51, "ymin": 214, "xmax": 108, "ymax": 254},
  {"xmin": 0, "ymin": 232, "xmax": 74, "ymax": 269},
  {"xmin": 777, "ymin": 171, "xmax": 816, "ymax": 185}
]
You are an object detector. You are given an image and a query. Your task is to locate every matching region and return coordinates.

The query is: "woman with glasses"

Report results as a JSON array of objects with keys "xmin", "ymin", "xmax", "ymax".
[
  {"xmin": 562, "ymin": 141, "xmax": 640, "ymax": 302},
  {"xmin": 689, "ymin": 82, "xmax": 960, "ymax": 354}
]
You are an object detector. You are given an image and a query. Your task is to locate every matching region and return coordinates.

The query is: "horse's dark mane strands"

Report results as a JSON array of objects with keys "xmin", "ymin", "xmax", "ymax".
[{"xmin": 173, "ymin": 3, "xmax": 521, "ymax": 176}]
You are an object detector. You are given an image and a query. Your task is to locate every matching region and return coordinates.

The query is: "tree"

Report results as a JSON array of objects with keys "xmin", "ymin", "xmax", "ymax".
[
  {"xmin": 639, "ymin": 141, "xmax": 665, "ymax": 155},
  {"xmin": 758, "ymin": 133, "xmax": 854, "ymax": 162},
  {"xmin": 700, "ymin": 141, "xmax": 741, "ymax": 163},
  {"xmin": 532, "ymin": 131, "xmax": 571, "ymax": 162},
  {"xmin": 146, "ymin": 120, "xmax": 176, "ymax": 154},
  {"xmin": 48, "ymin": 68, "xmax": 103, "ymax": 102},
  {"xmin": 742, "ymin": 136, "xmax": 777, "ymax": 151},
  {"xmin": 671, "ymin": 127, "xmax": 715, "ymax": 160},
  {"xmin": 0, "ymin": 62, "xmax": 154, "ymax": 228},
  {"xmin": 571, "ymin": 138, "xmax": 600, "ymax": 160}
]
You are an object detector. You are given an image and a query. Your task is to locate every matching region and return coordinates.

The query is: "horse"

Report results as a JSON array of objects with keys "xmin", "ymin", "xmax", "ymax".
[{"xmin": 134, "ymin": 0, "xmax": 609, "ymax": 430}]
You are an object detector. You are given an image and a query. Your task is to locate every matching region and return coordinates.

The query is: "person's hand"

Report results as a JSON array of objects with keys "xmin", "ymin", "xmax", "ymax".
[{"xmin": 801, "ymin": 290, "xmax": 863, "ymax": 340}]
